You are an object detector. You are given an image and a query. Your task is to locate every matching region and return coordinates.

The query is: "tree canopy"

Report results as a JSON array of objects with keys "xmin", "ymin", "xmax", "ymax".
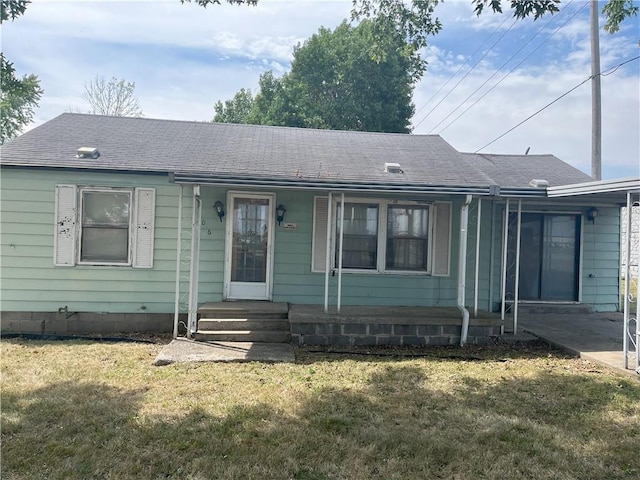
[
  {"xmin": 82, "ymin": 76, "xmax": 143, "ymax": 117},
  {"xmin": 1, "ymin": 0, "xmax": 43, "ymax": 144},
  {"xmin": 213, "ymin": 20, "xmax": 417, "ymax": 133}
]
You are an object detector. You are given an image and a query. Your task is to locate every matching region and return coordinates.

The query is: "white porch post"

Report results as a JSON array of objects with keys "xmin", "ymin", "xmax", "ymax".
[
  {"xmin": 488, "ymin": 200, "xmax": 497, "ymax": 311},
  {"xmin": 187, "ymin": 185, "xmax": 201, "ymax": 338},
  {"xmin": 459, "ymin": 195, "xmax": 472, "ymax": 346},
  {"xmin": 324, "ymin": 192, "xmax": 333, "ymax": 313},
  {"xmin": 337, "ymin": 193, "xmax": 345, "ymax": 314},
  {"xmin": 173, "ymin": 185, "xmax": 184, "ymax": 339},
  {"xmin": 513, "ymin": 199, "xmax": 522, "ymax": 334},
  {"xmin": 474, "ymin": 197, "xmax": 482, "ymax": 317},
  {"xmin": 500, "ymin": 199, "xmax": 510, "ymax": 324},
  {"xmin": 622, "ymin": 192, "xmax": 639, "ymax": 371}
]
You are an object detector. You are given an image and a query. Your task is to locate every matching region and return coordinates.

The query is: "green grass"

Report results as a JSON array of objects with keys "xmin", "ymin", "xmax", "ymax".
[{"xmin": 2, "ymin": 339, "xmax": 639, "ymax": 480}]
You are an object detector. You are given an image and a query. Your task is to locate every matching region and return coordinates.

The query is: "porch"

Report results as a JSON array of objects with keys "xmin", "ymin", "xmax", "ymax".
[{"xmin": 193, "ymin": 302, "xmax": 503, "ymax": 347}]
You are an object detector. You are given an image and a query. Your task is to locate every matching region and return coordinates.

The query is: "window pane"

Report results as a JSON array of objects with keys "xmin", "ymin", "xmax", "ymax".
[
  {"xmin": 83, "ymin": 192, "xmax": 130, "ymax": 225},
  {"xmin": 81, "ymin": 190, "xmax": 131, "ymax": 263},
  {"xmin": 386, "ymin": 206, "xmax": 429, "ymax": 270},
  {"xmin": 81, "ymin": 227, "xmax": 129, "ymax": 262},
  {"xmin": 336, "ymin": 203, "xmax": 378, "ymax": 269}
]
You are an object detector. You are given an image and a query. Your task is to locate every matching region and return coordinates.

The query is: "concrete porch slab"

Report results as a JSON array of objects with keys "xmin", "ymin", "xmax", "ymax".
[{"xmin": 153, "ymin": 338, "xmax": 295, "ymax": 365}]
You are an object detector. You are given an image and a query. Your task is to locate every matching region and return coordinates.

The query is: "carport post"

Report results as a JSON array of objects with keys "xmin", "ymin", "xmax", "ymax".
[
  {"xmin": 500, "ymin": 199, "xmax": 510, "ymax": 325},
  {"xmin": 623, "ymin": 193, "xmax": 630, "ymax": 368},
  {"xmin": 513, "ymin": 199, "xmax": 522, "ymax": 334}
]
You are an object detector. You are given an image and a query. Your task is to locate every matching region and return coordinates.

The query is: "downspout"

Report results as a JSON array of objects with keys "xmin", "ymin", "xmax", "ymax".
[
  {"xmin": 473, "ymin": 197, "xmax": 482, "ymax": 317},
  {"xmin": 459, "ymin": 195, "xmax": 472, "ymax": 346}
]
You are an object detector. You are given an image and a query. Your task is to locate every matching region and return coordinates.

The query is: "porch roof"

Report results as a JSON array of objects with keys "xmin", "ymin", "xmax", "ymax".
[
  {"xmin": 0, "ymin": 113, "xmax": 596, "ymax": 195},
  {"xmin": 548, "ymin": 177, "xmax": 640, "ymax": 204}
]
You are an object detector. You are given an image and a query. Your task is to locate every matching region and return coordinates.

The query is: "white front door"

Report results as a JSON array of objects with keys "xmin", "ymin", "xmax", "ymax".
[{"xmin": 224, "ymin": 192, "xmax": 274, "ymax": 300}]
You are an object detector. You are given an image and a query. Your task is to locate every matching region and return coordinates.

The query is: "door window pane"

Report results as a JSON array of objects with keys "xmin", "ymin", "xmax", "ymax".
[
  {"xmin": 336, "ymin": 203, "xmax": 378, "ymax": 269},
  {"xmin": 386, "ymin": 205, "xmax": 429, "ymax": 270},
  {"xmin": 231, "ymin": 198, "xmax": 269, "ymax": 282},
  {"xmin": 540, "ymin": 215, "xmax": 579, "ymax": 300}
]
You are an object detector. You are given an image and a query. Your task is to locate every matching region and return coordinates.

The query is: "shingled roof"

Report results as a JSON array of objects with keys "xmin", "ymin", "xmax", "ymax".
[{"xmin": 1, "ymin": 113, "xmax": 592, "ymax": 189}]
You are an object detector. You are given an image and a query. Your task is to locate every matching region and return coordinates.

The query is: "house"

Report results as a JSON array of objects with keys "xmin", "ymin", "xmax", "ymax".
[{"xmin": 1, "ymin": 113, "xmax": 638, "ymax": 346}]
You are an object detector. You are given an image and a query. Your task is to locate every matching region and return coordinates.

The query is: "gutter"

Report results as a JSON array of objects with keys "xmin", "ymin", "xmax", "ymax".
[
  {"xmin": 459, "ymin": 194, "xmax": 472, "ymax": 346},
  {"xmin": 172, "ymin": 172, "xmax": 549, "ymax": 198}
]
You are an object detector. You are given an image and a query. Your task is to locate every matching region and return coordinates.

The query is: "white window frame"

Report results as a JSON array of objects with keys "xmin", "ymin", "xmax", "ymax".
[
  {"xmin": 385, "ymin": 202, "xmax": 433, "ymax": 273},
  {"xmin": 316, "ymin": 196, "xmax": 446, "ymax": 275},
  {"xmin": 54, "ymin": 184, "xmax": 155, "ymax": 269},
  {"xmin": 78, "ymin": 187, "xmax": 134, "ymax": 266}
]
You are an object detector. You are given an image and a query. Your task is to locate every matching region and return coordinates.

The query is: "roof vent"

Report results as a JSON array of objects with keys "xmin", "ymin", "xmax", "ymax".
[
  {"xmin": 77, "ymin": 147, "xmax": 100, "ymax": 159},
  {"xmin": 529, "ymin": 178, "xmax": 549, "ymax": 188},
  {"xmin": 384, "ymin": 162, "xmax": 403, "ymax": 174}
]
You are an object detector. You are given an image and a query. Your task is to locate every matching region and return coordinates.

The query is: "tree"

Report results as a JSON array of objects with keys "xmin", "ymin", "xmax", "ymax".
[
  {"xmin": 213, "ymin": 88, "xmax": 254, "ymax": 123},
  {"xmin": 1, "ymin": 0, "xmax": 44, "ymax": 144},
  {"xmin": 215, "ymin": 20, "xmax": 416, "ymax": 133},
  {"xmin": 82, "ymin": 75, "xmax": 143, "ymax": 117}
]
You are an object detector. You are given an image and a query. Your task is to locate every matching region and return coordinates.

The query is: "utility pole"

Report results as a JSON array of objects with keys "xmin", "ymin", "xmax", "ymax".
[{"xmin": 590, "ymin": 0, "xmax": 602, "ymax": 180}]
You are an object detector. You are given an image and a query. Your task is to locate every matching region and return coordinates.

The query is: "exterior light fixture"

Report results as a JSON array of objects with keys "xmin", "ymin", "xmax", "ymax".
[
  {"xmin": 586, "ymin": 207, "xmax": 599, "ymax": 224},
  {"xmin": 276, "ymin": 204, "xmax": 287, "ymax": 226},
  {"xmin": 214, "ymin": 201, "xmax": 225, "ymax": 222}
]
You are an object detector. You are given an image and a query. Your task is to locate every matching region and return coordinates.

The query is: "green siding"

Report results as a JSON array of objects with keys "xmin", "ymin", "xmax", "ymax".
[
  {"xmin": 0, "ymin": 167, "xmax": 622, "ymax": 314},
  {"xmin": 1, "ymin": 168, "xmax": 182, "ymax": 313}
]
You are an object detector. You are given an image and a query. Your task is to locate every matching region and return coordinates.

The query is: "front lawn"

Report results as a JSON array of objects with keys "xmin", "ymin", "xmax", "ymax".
[{"xmin": 1, "ymin": 339, "xmax": 639, "ymax": 480}]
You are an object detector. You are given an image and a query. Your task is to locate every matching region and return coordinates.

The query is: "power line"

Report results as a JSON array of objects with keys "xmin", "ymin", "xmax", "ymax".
[
  {"xmin": 436, "ymin": 0, "xmax": 586, "ymax": 134},
  {"xmin": 474, "ymin": 55, "xmax": 640, "ymax": 153},
  {"xmin": 413, "ymin": 16, "xmax": 519, "ymax": 129},
  {"xmin": 412, "ymin": 13, "xmax": 512, "ymax": 119}
]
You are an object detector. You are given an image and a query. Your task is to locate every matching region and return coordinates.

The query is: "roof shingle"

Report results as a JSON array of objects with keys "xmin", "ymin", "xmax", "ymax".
[{"xmin": 1, "ymin": 113, "xmax": 592, "ymax": 188}]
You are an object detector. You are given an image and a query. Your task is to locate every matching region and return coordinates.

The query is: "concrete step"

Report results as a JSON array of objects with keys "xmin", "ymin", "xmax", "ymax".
[
  {"xmin": 198, "ymin": 318, "xmax": 290, "ymax": 332},
  {"xmin": 194, "ymin": 330, "xmax": 292, "ymax": 343},
  {"xmin": 198, "ymin": 302, "xmax": 289, "ymax": 320}
]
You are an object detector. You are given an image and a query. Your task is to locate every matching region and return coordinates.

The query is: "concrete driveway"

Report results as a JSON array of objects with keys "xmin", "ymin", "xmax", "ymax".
[{"xmin": 519, "ymin": 311, "xmax": 638, "ymax": 378}]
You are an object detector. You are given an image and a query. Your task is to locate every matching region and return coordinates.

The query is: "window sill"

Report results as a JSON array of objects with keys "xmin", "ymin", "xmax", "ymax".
[{"xmin": 311, "ymin": 269, "xmax": 438, "ymax": 277}]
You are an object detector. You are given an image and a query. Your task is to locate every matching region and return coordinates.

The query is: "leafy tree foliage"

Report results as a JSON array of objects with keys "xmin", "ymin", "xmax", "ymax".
[
  {"xmin": 215, "ymin": 20, "xmax": 416, "ymax": 133},
  {"xmin": 213, "ymin": 88, "xmax": 254, "ymax": 123},
  {"xmin": 0, "ymin": 54, "xmax": 43, "ymax": 143},
  {"xmin": 82, "ymin": 76, "xmax": 143, "ymax": 117},
  {"xmin": 1, "ymin": 0, "xmax": 43, "ymax": 144},
  {"xmin": 602, "ymin": 0, "xmax": 639, "ymax": 33}
]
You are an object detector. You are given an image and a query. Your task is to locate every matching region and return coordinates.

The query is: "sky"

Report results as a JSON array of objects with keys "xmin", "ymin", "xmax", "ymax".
[{"xmin": 2, "ymin": 0, "xmax": 639, "ymax": 179}]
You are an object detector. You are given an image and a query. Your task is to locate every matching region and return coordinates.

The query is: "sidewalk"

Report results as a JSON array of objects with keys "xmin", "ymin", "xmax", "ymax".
[
  {"xmin": 518, "ymin": 311, "xmax": 639, "ymax": 378},
  {"xmin": 153, "ymin": 338, "xmax": 295, "ymax": 365}
]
